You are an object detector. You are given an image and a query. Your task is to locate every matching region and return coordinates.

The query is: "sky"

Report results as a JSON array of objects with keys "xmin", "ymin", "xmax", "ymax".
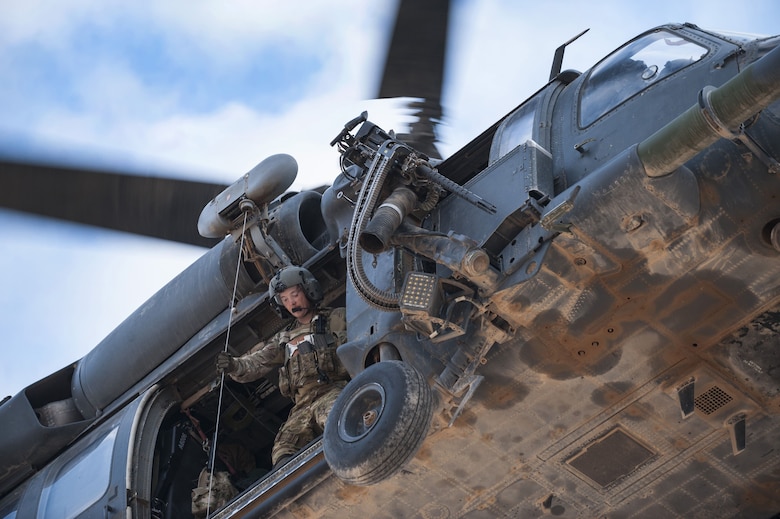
[{"xmin": 0, "ymin": 0, "xmax": 778, "ymax": 399}]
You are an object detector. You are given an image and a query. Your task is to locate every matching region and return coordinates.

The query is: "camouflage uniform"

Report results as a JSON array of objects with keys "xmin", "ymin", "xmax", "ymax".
[
  {"xmin": 229, "ymin": 307, "xmax": 349, "ymax": 465},
  {"xmin": 191, "ymin": 468, "xmax": 237, "ymax": 518}
]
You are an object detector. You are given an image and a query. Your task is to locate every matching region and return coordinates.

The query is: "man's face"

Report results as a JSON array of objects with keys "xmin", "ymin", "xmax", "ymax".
[{"xmin": 279, "ymin": 285, "xmax": 315, "ymax": 323}]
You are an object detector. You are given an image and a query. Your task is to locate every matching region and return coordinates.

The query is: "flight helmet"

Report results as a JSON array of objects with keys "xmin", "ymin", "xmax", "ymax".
[{"xmin": 268, "ymin": 266, "xmax": 323, "ymax": 317}]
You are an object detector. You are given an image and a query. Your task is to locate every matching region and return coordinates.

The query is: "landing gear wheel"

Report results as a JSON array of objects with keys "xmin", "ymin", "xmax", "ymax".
[{"xmin": 324, "ymin": 360, "xmax": 434, "ymax": 486}]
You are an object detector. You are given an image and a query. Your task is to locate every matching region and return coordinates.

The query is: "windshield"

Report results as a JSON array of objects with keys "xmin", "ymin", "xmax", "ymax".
[
  {"xmin": 579, "ymin": 30, "xmax": 708, "ymax": 126},
  {"xmin": 706, "ymin": 29, "xmax": 771, "ymax": 44}
]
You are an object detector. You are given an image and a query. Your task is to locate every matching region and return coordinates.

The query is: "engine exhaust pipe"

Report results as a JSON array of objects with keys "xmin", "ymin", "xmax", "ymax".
[{"xmin": 639, "ymin": 43, "xmax": 780, "ymax": 177}]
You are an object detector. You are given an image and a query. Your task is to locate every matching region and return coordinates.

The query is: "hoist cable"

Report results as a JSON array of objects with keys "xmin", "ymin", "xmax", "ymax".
[{"xmin": 206, "ymin": 211, "xmax": 249, "ymax": 518}]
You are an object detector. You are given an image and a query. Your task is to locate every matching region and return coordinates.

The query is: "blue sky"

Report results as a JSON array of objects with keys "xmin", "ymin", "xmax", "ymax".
[{"xmin": 0, "ymin": 0, "xmax": 778, "ymax": 398}]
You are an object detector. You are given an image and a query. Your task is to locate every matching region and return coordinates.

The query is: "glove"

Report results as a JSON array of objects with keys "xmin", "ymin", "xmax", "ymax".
[{"xmin": 216, "ymin": 351, "xmax": 238, "ymax": 374}]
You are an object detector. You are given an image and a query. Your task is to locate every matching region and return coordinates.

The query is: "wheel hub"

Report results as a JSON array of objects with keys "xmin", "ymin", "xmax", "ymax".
[
  {"xmin": 338, "ymin": 382, "xmax": 386, "ymax": 443},
  {"xmin": 363, "ymin": 409, "xmax": 378, "ymax": 427}
]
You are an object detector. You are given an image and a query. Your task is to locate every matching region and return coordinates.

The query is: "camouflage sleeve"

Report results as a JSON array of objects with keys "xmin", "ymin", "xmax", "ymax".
[{"xmin": 229, "ymin": 337, "xmax": 284, "ymax": 383}]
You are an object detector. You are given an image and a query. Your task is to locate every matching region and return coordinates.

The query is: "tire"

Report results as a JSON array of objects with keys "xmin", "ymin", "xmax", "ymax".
[{"xmin": 323, "ymin": 360, "xmax": 434, "ymax": 486}]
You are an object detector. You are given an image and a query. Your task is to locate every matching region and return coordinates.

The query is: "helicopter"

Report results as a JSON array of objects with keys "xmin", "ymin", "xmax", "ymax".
[{"xmin": 1, "ymin": 0, "xmax": 780, "ymax": 517}]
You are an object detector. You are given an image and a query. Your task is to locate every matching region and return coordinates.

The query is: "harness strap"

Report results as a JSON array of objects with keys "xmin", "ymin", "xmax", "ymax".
[
  {"xmin": 312, "ymin": 315, "xmax": 331, "ymax": 383},
  {"xmin": 183, "ymin": 408, "xmax": 237, "ymax": 476}
]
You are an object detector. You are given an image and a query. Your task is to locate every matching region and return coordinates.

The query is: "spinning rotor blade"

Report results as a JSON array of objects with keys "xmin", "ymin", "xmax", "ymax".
[
  {"xmin": 0, "ymin": 2, "xmax": 451, "ymax": 243},
  {"xmin": 378, "ymin": 0, "xmax": 450, "ymax": 159},
  {"xmin": 0, "ymin": 159, "xmax": 226, "ymax": 247}
]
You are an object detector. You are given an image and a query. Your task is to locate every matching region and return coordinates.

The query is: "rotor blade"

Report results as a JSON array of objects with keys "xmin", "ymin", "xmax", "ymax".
[
  {"xmin": 393, "ymin": 99, "xmax": 443, "ymax": 159},
  {"xmin": 378, "ymin": 0, "xmax": 449, "ymax": 101},
  {"xmin": 378, "ymin": 0, "xmax": 450, "ymax": 158},
  {"xmin": 0, "ymin": 159, "xmax": 227, "ymax": 247}
]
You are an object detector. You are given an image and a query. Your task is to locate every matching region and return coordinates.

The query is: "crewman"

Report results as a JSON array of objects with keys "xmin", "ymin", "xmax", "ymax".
[{"xmin": 216, "ymin": 265, "xmax": 349, "ymax": 467}]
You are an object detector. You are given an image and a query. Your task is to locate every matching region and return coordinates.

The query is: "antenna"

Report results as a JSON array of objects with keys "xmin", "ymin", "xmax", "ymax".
[{"xmin": 549, "ymin": 28, "xmax": 590, "ymax": 81}]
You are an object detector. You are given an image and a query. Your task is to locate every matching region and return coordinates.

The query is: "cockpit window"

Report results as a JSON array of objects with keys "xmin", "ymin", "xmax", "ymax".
[
  {"xmin": 489, "ymin": 96, "xmax": 540, "ymax": 164},
  {"xmin": 579, "ymin": 30, "xmax": 708, "ymax": 127},
  {"xmin": 36, "ymin": 427, "xmax": 118, "ymax": 519},
  {"xmin": 706, "ymin": 29, "xmax": 770, "ymax": 44}
]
